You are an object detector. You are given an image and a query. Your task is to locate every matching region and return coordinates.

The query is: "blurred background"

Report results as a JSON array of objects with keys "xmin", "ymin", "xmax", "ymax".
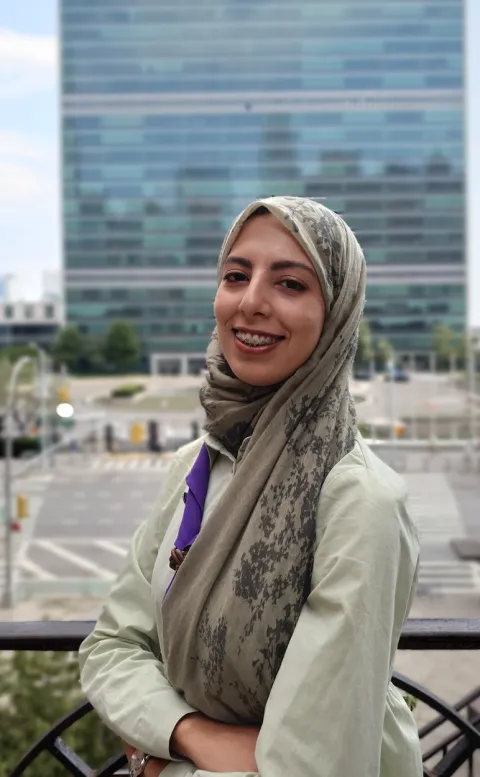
[
  {"xmin": 2, "ymin": 3, "xmax": 480, "ymax": 774},
  {"xmin": 0, "ymin": 0, "xmax": 479, "ymax": 617}
]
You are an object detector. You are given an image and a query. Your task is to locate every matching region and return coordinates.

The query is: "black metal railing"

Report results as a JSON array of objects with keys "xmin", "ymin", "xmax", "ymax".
[
  {"xmin": 2, "ymin": 618, "xmax": 480, "ymax": 777},
  {"xmin": 3, "ymin": 617, "xmax": 480, "ymax": 652}
]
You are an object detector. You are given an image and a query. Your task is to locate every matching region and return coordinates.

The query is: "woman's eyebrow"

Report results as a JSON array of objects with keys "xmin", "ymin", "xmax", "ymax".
[{"xmin": 225, "ymin": 256, "xmax": 317, "ymax": 278}]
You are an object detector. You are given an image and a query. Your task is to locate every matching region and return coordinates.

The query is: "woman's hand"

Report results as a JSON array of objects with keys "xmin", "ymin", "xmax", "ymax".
[
  {"xmin": 124, "ymin": 743, "xmax": 170, "ymax": 776},
  {"xmin": 171, "ymin": 713, "xmax": 259, "ymax": 773},
  {"xmin": 144, "ymin": 759, "xmax": 170, "ymax": 777}
]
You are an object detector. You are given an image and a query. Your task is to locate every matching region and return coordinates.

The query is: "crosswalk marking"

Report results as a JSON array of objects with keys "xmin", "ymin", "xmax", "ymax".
[
  {"xmin": 21, "ymin": 557, "xmax": 57, "ymax": 581},
  {"xmin": 94, "ymin": 540, "xmax": 128, "ymax": 557},
  {"xmin": 34, "ymin": 539, "xmax": 116, "ymax": 580},
  {"xmin": 404, "ymin": 473, "xmax": 466, "ymax": 543},
  {"xmin": 400, "ymin": 473, "xmax": 480, "ymax": 595},
  {"xmin": 87, "ymin": 457, "xmax": 170, "ymax": 473},
  {"xmin": 16, "ymin": 536, "xmax": 480, "ymax": 598}
]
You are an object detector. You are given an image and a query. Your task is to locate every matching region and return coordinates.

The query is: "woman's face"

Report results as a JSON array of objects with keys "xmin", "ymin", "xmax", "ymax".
[{"xmin": 214, "ymin": 213, "xmax": 326, "ymax": 386}]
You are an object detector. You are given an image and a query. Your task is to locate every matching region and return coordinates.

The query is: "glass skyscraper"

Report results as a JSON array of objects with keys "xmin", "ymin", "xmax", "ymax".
[{"xmin": 61, "ymin": 0, "xmax": 465, "ymax": 373}]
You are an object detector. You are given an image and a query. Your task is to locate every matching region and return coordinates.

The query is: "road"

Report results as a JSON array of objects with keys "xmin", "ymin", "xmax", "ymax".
[
  {"xmin": 0, "ymin": 446, "xmax": 476, "ymax": 601},
  {"xmin": 8, "ymin": 456, "xmax": 170, "ymax": 599}
]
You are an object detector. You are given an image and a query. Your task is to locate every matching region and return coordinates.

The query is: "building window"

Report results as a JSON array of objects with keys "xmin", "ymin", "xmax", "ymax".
[
  {"xmin": 45, "ymin": 304, "xmax": 54, "ymax": 319},
  {"xmin": 4, "ymin": 305, "xmax": 13, "ymax": 319},
  {"xmin": 24, "ymin": 305, "xmax": 34, "ymax": 319}
]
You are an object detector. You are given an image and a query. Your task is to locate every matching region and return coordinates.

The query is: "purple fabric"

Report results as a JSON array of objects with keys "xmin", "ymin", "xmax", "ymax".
[
  {"xmin": 175, "ymin": 443, "xmax": 211, "ymax": 550},
  {"xmin": 164, "ymin": 443, "xmax": 211, "ymax": 599}
]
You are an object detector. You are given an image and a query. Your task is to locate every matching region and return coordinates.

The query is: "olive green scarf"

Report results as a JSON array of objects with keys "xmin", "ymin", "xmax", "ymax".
[{"xmin": 161, "ymin": 196, "xmax": 366, "ymax": 723}]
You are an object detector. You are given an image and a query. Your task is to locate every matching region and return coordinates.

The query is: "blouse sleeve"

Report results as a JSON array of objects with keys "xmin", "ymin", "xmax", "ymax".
[
  {"xmin": 162, "ymin": 464, "xmax": 420, "ymax": 777},
  {"xmin": 78, "ymin": 461, "xmax": 197, "ymax": 760}
]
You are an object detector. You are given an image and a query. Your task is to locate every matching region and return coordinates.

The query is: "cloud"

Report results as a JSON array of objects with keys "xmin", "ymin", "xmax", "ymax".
[
  {"xmin": 0, "ymin": 28, "xmax": 57, "ymax": 99},
  {"xmin": 0, "ymin": 159, "xmax": 43, "ymax": 205},
  {"xmin": 0, "ymin": 130, "xmax": 46, "ymax": 160},
  {"xmin": 0, "ymin": 130, "xmax": 56, "ymax": 210}
]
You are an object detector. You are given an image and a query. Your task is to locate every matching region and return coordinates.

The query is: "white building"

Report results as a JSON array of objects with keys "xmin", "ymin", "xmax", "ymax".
[{"xmin": 0, "ymin": 300, "xmax": 64, "ymax": 350}]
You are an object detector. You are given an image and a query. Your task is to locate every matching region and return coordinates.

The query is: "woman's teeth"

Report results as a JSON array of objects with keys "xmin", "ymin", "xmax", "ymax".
[{"xmin": 235, "ymin": 331, "xmax": 280, "ymax": 347}]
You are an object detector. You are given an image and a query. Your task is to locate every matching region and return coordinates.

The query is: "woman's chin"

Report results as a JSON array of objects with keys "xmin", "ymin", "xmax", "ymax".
[{"xmin": 225, "ymin": 357, "xmax": 286, "ymax": 387}]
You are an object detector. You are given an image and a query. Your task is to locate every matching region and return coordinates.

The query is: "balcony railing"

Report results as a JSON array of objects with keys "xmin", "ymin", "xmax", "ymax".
[{"xmin": 2, "ymin": 618, "xmax": 480, "ymax": 777}]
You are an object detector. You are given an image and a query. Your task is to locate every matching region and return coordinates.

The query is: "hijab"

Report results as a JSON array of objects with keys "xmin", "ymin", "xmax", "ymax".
[{"xmin": 161, "ymin": 196, "xmax": 367, "ymax": 722}]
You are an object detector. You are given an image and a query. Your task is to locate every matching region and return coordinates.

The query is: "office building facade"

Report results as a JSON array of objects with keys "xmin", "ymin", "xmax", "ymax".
[{"xmin": 61, "ymin": 0, "xmax": 465, "ymax": 372}]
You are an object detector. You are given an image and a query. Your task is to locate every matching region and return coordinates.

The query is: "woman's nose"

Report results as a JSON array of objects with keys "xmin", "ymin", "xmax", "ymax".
[{"xmin": 238, "ymin": 278, "xmax": 271, "ymax": 318}]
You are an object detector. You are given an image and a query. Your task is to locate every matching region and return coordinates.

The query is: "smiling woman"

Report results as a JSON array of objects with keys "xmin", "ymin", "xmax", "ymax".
[
  {"xmin": 214, "ymin": 208, "xmax": 326, "ymax": 387},
  {"xmin": 79, "ymin": 196, "xmax": 422, "ymax": 777}
]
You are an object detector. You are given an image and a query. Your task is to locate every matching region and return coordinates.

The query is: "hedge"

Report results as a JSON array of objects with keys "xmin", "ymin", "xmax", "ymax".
[
  {"xmin": 110, "ymin": 384, "xmax": 144, "ymax": 398},
  {"xmin": 0, "ymin": 436, "xmax": 40, "ymax": 458}
]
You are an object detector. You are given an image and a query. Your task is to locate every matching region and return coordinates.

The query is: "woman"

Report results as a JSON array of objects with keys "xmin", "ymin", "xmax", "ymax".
[{"xmin": 79, "ymin": 196, "xmax": 422, "ymax": 777}]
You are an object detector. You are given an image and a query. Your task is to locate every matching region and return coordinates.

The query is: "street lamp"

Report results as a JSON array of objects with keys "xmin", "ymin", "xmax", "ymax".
[
  {"xmin": 29, "ymin": 343, "xmax": 49, "ymax": 470},
  {"xmin": 2, "ymin": 355, "xmax": 33, "ymax": 609}
]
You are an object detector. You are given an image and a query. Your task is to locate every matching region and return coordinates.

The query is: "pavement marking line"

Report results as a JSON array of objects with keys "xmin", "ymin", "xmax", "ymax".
[
  {"xmin": 94, "ymin": 540, "xmax": 128, "ymax": 557},
  {"xmin": 21, "ymin": 557, "xmax": 57, "ymax": 581},
  {"xmin": 418, "ymin": 560, "xmax": 477, "ymax": 567},
  {"xmin": 36, "ymin": 536, "xmax": 133, "ymax": 545},
  {"xmin": 34, "ymin": 540, "xmax": 116, "ymax": 580}
]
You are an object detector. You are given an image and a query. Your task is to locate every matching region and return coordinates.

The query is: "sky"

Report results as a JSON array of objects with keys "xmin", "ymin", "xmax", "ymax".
[{"xmin": 0, "ymin": 1, "xmax": 479, "ymax": 325}]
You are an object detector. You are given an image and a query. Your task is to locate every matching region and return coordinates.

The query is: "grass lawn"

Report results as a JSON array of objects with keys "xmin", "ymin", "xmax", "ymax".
[{"xmin": 98, "ymin": 391, "xmax": 200, "ymax": 413}]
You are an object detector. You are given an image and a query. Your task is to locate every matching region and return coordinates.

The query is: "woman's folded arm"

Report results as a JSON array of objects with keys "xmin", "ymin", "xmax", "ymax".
[{"xmin": 79, "ymin": 472, "xmax": 197, "ymax": 760}]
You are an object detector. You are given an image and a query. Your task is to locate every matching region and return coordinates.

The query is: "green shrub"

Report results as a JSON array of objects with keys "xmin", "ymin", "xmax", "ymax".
[
  {"xmin": 0, "ymin": 649, "xmax": 120, "ymax": 777},
  {"xmin": 110, "ymin": 384, "xmax": 144, "ymax": 399},
  {"xmin": 0, "ymin": 436, "xmax": 40, "ymax": 458}
]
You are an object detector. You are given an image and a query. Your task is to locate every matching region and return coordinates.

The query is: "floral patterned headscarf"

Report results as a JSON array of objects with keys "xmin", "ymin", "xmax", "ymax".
[{"xmin": 161, "ymin": 196, "xmax": 367, "ymax": 723}]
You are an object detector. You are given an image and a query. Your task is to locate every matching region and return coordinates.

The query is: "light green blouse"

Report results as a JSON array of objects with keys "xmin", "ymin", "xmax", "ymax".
[{"xmin": 79, "ymin": 433, "xmax": 422, "ymax": 777}]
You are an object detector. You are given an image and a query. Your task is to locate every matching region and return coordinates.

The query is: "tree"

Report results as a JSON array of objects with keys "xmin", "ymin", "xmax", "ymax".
[
  {"xmin": 52, "ymin": 326, "xmax": 84, "ymax": 372},
  {"xmin": 104, "ymin": 321, "xmax": 140, "ymax": 373},
  {"xmin": 374, "ymin": 337, "xmax": 394, "ymax": 371},
  {"xmin": 0, "ymin": 649, "xmax": 120, "ymax": 777},
  {"xmin": 52, "ymin": 328, "xmax": 106, "ymax": 374},
  {"xmin": 354, "ymin": 319, "xmax": 374, "ymax": 368},
  {"xmin": 432, "ymin": 323, "xmax": 456, "ymax": 371},
  {"xmin": 78, "ymin": 333, "xmax": 105, "ymax": 373},
  {"xmin": 454, "ymin": 332, "xmax": 468, "ymax": 369}
]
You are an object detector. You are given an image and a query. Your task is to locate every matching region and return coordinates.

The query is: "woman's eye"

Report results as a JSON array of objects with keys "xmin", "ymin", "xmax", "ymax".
[
  {"xmin": 280, "ymin": 279, "xmax": 307, "ymax": 292},
  {"xmin": 224, "ymin": 271, "xmax": 247, "ymax": 283}
]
